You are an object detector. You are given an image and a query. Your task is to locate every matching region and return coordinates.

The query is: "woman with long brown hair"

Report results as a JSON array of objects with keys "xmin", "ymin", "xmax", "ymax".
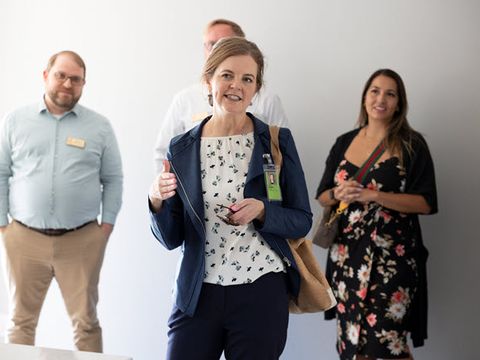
[{"xmin": 317, "ymin": 69, "xmax": 437, "ymax": 359}]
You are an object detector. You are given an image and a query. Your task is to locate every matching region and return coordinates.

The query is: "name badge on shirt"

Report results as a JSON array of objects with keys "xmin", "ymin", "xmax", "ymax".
[
  {"xmin": 66, "ymin": 137, "xmax": 86, "ymax": 149},
  {"xmin": 263, "ymin": 154, "xmax": 282, "ymax": 202},
  {"xmin": 192, "ymin": 112, "xmax": 209, "ymax": 123}
]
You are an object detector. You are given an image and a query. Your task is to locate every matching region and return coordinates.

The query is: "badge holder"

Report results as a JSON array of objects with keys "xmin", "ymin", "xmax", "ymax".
[{"xmin": 263, "ymin": 154, "xmax": 282, "ymax": 202}]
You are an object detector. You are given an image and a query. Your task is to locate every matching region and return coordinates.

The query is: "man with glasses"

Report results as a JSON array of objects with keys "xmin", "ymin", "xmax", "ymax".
[
  {"xmin": 153, "ymin": 18, "xmax": 289, "ymax": 173},
  {"xmin": 0, "ymin": 50, "xmax": 123, "ymax": 352}
]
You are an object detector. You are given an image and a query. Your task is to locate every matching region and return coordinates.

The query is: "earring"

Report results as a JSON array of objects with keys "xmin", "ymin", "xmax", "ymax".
[
  {"xmin": 208, "ymin": 94, "xmax": 213, "ymax": 107},
  {"xmin": 250, "ymin": 93, "xmax": 257, "ymax": 107}
]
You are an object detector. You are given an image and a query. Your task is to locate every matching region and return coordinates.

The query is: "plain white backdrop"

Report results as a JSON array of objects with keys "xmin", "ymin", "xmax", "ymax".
[{"xmin": 0, "ymin": 1, "xmax": 478, "ymax": 359}]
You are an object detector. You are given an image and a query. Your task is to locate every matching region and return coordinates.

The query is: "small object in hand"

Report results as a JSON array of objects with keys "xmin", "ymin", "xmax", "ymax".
[{"xmin": 216, "ymin": 203, "xmax": 238, "ymax": 226}]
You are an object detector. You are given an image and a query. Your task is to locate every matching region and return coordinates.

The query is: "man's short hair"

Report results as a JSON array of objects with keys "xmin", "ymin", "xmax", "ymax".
[
  {"xmin": 46, "ymin": 50, "xmax": 86, "ymax": 78},
  {"xmin": 204, "ymin": 19, "xmax": 245, "ymax": 38}
]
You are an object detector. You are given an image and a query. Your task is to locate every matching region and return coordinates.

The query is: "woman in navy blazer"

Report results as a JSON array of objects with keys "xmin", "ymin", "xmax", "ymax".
[{"xmin": 148, "ymin": 37, "xmax": 312, "ymax": 360}]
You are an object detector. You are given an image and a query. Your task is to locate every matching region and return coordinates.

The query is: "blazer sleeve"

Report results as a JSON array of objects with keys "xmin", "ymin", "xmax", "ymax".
[
  {"xmin": 404, "ymin": 133, "xmax": 438, "ymax": 214},
  {"xmin": 149, "ymin": 193, "xmax": 186, "ymax": 250},
  {"xmin": 149, "ymin": 146, "xmax": 186, "ymax": 250}
]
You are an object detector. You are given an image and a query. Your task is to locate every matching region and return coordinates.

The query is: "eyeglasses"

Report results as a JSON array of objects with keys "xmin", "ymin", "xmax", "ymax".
[
  {"xmin": 53, "ymin": 71, "xmax": 85, "ymax": 86},
  {"xmin": 216, "ymin": 203, "xmax": 238, "ymax": 226},
  {"xmin": 203, "ymin": 41, "xmax": 217, "ymax": 52}
]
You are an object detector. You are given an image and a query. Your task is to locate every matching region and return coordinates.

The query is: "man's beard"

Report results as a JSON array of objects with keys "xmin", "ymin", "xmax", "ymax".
[{"xmin": 47, "ymin": 89, "xmax": 81, "ymax": 111}]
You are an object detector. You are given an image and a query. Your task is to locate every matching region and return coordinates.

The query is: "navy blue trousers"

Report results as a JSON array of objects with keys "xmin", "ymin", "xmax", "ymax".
[{"xmin": 166, "ymin": 272, "xmax": 289, "ymax": 360}]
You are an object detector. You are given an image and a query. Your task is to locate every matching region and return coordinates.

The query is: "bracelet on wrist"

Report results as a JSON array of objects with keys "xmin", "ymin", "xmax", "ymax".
[{"xmin": 329, "ymin": 188, "xmax": 336, "ymax": 201}]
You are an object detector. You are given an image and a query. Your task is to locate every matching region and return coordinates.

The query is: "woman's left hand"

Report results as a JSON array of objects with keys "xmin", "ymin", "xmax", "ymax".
[
  {"xmin": 355, "ymin": 188, "xmax": 378, "ymax": 204},
  {"xmin": 334, "ymin": 180, "xmax": 364, "ymax": 204},
  {"xmin": 228, "ymin": 199, "xmax": 265, "ymax": 225}
]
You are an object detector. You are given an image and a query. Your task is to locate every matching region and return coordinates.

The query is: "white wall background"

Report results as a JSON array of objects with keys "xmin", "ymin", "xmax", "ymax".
[{"xmin": 0, "ymin": 0, "xmax": 478, "ymax": 359}]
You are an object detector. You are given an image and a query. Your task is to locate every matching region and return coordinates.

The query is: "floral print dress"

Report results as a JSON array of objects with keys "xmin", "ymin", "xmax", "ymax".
[{"xmin": 329, "ymin": 157, "xmax": 418, "ymax": 360}]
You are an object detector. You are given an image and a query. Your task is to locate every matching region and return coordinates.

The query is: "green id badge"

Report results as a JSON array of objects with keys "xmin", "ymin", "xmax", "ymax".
[{"xmin": 264, "ymin": 165, "xmax": 282, "ymax": 201}]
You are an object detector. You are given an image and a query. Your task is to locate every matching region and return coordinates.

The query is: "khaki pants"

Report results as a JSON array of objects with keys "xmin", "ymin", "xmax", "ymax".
[{"xmin": 0, "ymin": 221, "xmax": 108, "ymax": 352}]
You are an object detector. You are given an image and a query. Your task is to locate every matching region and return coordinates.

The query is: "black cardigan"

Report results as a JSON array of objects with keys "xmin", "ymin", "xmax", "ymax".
[{"xmin": 316, "ymin": 128, "xmax": 438, "ymax": 347}]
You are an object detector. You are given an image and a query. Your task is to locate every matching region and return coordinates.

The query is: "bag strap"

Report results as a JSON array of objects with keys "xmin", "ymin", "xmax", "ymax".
[
  {"xmin": 269, "ymin": 126, "xmax": 282, "ymax": 171},
  {"xmin": 352, "ymin": 142, "xmax": 386, "ymax": 184},
  {"xmin": 331, "ymin": 140, "xmax": 386, "ymax": 222}
]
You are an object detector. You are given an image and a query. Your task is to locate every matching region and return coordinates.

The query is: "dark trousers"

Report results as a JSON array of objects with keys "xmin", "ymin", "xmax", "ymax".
[{"xmin": 167, "ymin": 272, "xmax": 289, "ymax": 360}]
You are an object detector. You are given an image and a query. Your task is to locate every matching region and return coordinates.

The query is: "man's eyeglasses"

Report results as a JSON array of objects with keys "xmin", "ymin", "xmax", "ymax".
[
  {"xmin": 203, "ymin": 41, "xmax": 217, "ymax": 53},
  {"xmin": 53, "ymin": 71, "xmax": 85, "ymax": 86},
  {"xmin": 216, "ymin": 203, "xmax": 238, "ymax": 226}
]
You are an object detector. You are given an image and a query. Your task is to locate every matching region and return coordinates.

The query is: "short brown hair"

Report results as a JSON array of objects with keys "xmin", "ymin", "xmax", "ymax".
[
  {"xmin": 204, "ymin": 19, "xmax": 245, "ymax": 38},
  {"xmin": 202, "ymin": 37, "xmax": 264, "ymax": 92},
  {"xmin": 46, "ymin": 50, "xmax": 86, "ymax": 79}
]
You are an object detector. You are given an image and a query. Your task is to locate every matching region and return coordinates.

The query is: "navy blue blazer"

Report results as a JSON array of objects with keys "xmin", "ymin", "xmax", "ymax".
[{"xmin": 150, "ymin": 114, "xmax": 312, "ymax": 316}]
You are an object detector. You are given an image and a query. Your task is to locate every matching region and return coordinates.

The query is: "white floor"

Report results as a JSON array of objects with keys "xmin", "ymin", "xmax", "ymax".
[
  {"xmin": 0, "ymin": 343, "xmax": 132, "ymax": 360},
  {"xmin": 0, "ymin": 312, "xmax": 132, "ymax": 360}
]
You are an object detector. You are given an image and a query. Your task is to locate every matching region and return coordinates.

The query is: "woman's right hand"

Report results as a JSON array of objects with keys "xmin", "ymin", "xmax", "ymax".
[
  {"xmin": 334, "ymin": 179, "xmax": 363, "ymax": 204},
  {"xmin": 148, "ymin": 160, "xmax": 177, "ymax": 212}
]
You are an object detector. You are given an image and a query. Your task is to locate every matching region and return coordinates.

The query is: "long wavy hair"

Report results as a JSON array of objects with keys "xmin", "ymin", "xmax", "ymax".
[{"xmin": 357, "ymin": 69, "xmax": 416, "ymax": 162}]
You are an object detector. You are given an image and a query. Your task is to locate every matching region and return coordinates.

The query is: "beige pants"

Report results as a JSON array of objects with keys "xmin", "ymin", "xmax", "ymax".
[{"xmin": 0, "ymin": 221, "xmax": 108, "ymax": 352}]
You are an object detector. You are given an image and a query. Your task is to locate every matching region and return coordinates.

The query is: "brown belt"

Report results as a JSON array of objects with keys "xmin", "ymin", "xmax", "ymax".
[{"xmin": 16, "ymin": 220, "xmax": 95, "ymax": 237}]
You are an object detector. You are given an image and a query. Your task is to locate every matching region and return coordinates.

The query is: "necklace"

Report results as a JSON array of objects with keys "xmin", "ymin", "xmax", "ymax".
[
  {"xmin": 237, "ymin": 119, "xmax": 251, "ymax": 135},
  {"xmin": 205, "ymin": 115, "xmax": 252, "ymax": 137}
]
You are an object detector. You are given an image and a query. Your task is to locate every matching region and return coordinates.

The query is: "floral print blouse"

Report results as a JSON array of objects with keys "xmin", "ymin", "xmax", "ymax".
[{"xmin": 200, "ymin": 133, "xmax": 284, "ymax": 286}]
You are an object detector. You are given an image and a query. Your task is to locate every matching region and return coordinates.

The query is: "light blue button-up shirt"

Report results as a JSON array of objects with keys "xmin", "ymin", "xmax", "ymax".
[{"xmin": 0, "ymin": 100, "xmax": 123, "ymax": 229}]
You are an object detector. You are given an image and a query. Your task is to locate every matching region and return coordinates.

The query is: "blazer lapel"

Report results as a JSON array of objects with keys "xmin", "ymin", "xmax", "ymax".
[{"xmin": 169, "ymin": 125, "xmax": 206, "ymax": 237}]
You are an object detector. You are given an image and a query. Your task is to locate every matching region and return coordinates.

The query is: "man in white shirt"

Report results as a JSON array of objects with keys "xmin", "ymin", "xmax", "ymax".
[{"xmin": 153, "ymin": 19, "xmax": 289, "ymax": 173}]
